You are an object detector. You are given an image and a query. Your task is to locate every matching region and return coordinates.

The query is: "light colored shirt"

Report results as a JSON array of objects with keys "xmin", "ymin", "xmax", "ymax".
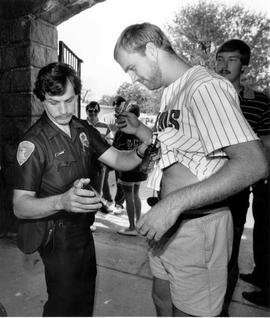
[{"xmin": 148, "ymin": 66, "xmax": 258, "ymax": 190}]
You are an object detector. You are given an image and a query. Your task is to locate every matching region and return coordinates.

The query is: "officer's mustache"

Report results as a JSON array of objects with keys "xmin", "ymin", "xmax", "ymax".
[{"xmin": 56, "ymin": 113, "xmax": 73, "ymax": 120}]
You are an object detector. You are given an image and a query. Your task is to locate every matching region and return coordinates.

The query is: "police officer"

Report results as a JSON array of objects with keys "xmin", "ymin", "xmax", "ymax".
[{"xmin": 13, "ymin": 62, "xmax": 150, "ymax": 317}]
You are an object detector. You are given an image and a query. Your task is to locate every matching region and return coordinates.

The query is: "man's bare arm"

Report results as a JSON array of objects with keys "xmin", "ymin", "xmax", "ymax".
[
  {"xmin": 136, "ymin": 140, "xmax": 268, "ymax": 241},
  {"xmin": 98, "ymin": 145, "xmax": 146, "ymax": 171},
  {"xmin": 13, "ymin": 178, "xmax": 101, "ymax": 219}
]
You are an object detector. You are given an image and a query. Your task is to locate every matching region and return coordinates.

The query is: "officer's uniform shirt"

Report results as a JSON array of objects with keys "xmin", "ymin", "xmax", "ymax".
[{"xmin": 14, "ymin": 112, "xmax": 110, "ymax": 219}]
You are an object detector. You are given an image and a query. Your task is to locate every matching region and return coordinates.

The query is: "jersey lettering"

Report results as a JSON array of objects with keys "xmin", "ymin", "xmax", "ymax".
[{"xmin": 157, "ymin": 109, "xmax": 180, "ymax": 131}]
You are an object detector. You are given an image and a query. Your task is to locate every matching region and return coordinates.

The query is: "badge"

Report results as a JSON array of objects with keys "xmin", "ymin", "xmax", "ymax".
[
  {"xmin": 17, "ymin": 141, "xmax": 35, "ymax": 166},
  {"xmin": 55, "ymin": 150, "xmax": 65, "ymax": 158},
  {"xmin": 79, "ymin": 132, "xmax": 89, "ymax": 151}
]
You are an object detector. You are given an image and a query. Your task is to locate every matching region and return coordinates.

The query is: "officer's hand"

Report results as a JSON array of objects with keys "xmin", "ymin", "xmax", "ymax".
[
  {"xmin": 115, "ymin": 111, "xmax": 141, "ymax": 135},
  {"xmin": 59, "ymin": 178, "xmax": 102, "ymax": 213}
]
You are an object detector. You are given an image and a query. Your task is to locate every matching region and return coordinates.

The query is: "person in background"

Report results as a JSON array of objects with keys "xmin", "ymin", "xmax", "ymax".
[
  {"xmin": 86, "ymin": 101, "xmax": 114, "ymax": 216},
  {"xmin": 113, "ymin": 22, "xmax": 268, "ymax": 316},
  {"xmin": 12, "ymin": 62, "xmax": 150, "ymax": 317},
  {"xmin": 114, "ymin": 101, "xmax": 148, "ymax": 236},
  {"xmin": 109, "ymin": 96, "xmax": 127, "ymax": 215},
  {"xmin": 216, "ymin": 39, "xmax": 270, "ymax": 312},
  {"xmin": 103, "ymin": 95, "xmax": 126, "ymax": 134}
]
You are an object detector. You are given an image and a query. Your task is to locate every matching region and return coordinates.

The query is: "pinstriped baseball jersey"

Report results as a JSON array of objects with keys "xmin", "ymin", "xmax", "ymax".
[{"xmin": 148, "ymin": 66, "xmax": 258, "ymax": 190}]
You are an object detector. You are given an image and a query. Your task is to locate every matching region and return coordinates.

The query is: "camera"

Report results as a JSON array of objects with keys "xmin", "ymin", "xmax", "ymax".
[{"xmin": 83, "ymin": 183, "xmax": 111, "ymax": 214}]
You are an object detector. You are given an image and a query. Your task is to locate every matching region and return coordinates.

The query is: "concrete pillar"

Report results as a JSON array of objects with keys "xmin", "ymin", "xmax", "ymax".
[{"xmin": 0, "ymin": 15, "xmax": 58, "ymax": 234}]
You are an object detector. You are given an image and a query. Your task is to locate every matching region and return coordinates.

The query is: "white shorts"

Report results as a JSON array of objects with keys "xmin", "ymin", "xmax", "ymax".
[{"xmin": 149, "ymin": 209, "xmax": 233, "ymax": 317}]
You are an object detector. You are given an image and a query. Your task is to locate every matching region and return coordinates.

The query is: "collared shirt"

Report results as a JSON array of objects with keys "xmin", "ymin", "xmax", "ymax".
[
  {"xmin": 14, "ymin": 112, "xmax": 110, "ymax": 198},
  {"xmin": 147, "ymin": 66, "xmax": 258, "ymax": 190},
  {"xmin": 239, "ymin": 85, "xmax": 270, "ymax": 136}
]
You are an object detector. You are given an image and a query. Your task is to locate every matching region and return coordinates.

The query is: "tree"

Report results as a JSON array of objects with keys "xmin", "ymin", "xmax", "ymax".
[
  {"xmin": 81, "ymin": 88, "xmax": 92, "ymax": 104},
  {"xmin": 116, "ymin": 82, "xmax": 162, "ymax": 114},
  {"xmin": 98, "ymin": 94, "xmax": 115, "ymax": 106},
  {"xmin": 166, "ymin": 1, "xmax": 270, "ymax": 93},
  {"xmin": 98, "ymin": 83, "xmax": 162, "ymax": 114}
]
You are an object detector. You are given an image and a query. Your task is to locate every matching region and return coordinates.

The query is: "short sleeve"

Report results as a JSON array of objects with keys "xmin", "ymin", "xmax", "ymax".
[
  {"xmin": 258, "ymin": 100, "xmax": 270, "ymax": 136},
  {"xmin": 13, "ymin": 139, "xmax": 45, "ymax": 192},
  {"xmin": 190, "ymin": 79, "xmax": 258, "ymax": 155}
]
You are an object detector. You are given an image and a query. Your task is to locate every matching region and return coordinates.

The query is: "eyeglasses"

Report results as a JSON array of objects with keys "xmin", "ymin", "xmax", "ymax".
[{"xmin": 87, "ymin": 109, "xmax": 98, "ymax": 113}]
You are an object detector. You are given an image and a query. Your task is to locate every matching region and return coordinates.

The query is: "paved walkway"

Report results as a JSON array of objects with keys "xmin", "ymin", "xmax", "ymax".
[{"xmin": 0, "ymin": 177, "xmax": 269, "ymax": 317}]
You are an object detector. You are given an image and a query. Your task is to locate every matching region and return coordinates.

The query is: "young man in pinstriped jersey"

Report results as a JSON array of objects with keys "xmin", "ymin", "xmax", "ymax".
[
  {"xmin": 216, "ymin": 39, "xmax": 270, "ymax": 312},
  {"xmin": 113, "ymin": 23, "xmax": 268, "ymax": 317}
]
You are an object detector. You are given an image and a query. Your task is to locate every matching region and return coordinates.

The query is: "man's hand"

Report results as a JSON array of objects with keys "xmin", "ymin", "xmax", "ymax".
[
  {"xmin": 136, "ymin": 199, "xmax": 180, "ymax": 241},
  {"xmin": 115, "ymin": 111, "xmax": 141, "ymax": 135},
  {"xmin": 116, "ymin": 111, "xmax": 153, "ymax": 144},
  {"xmin": 58, "ymin": 178, "xmax": 102, "ymax": 213}
]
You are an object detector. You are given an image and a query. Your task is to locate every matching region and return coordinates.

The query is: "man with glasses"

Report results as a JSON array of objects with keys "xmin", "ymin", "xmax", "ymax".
[
  {"xmin": 103, "ymin": 95, "xmax": 127, "ymax": 215},
  {"xmin": 86, "ymin": 101, "xmax": 114, "ymax": 217},
  {"xmin": 13, "ymin": 62, "xmax": 150, "ymax": 317}
]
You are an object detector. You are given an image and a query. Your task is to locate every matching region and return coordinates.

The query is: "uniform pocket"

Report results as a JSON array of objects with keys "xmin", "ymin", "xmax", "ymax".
[
  {"xmin": 17, "ymin": 219, "xmax": 48, "ymax": 254},
  {"xmin": 56, "ymin": 158, "xmax": 76, "ymax": 171},
  {"xmin": 54, "ymin": 153, "xmax": 78, "ymax": 185}
]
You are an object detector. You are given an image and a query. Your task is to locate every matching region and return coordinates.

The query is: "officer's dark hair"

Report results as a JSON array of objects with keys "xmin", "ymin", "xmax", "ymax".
[
  {"xmin": 86, "ymin": 101, "xmax": 100, "ymax": 113},
  {"xmin": 113, "ymin": 95, "xmax": 126, "ymax": 107},
  {"xmin": 216, "ymin": 39, "xmax": 251, "ymax": 66},
  {"xmin": 114, "ymin": 22, "xmax": 176, "ymax": 61},
  {"xmin": 126, "ymin": 101, "xmax": 140, "ymax": 118},
  {"xmin": 33, "ymin": 62, "xmax": 82, "ymax": 102}
]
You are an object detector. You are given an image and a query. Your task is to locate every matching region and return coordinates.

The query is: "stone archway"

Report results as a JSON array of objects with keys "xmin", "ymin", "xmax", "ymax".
[{"xmin": 0, "ymin": 0, "xmax": 106, "ymax": 133}]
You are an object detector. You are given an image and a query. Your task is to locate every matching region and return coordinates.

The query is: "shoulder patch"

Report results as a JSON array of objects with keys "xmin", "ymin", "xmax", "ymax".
[{"xmin": 17, "ymin": 141, "xmax": 35, "ymax": 166}]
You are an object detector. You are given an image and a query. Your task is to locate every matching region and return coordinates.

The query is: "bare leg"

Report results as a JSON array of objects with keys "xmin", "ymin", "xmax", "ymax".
[
  {"xmin": 133, "ymin": 183, "xmax": 141, "ymax": 222},
  {"xmin": 152, "ymin": 277, "xmax": 173, "ymax": 316},
  {"xmin": 123, "ymin": 184, "xmax": 136, "ymax": 230}
]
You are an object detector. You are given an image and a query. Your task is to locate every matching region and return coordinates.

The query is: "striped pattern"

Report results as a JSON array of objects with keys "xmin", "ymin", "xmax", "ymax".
[
  {"xmin": 239, "ymin": 86, "xmax": 270, "ymax": 136},
  {"xmin": 147, "ymin": 66, "xmax": 258, "ymax": 190}
]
